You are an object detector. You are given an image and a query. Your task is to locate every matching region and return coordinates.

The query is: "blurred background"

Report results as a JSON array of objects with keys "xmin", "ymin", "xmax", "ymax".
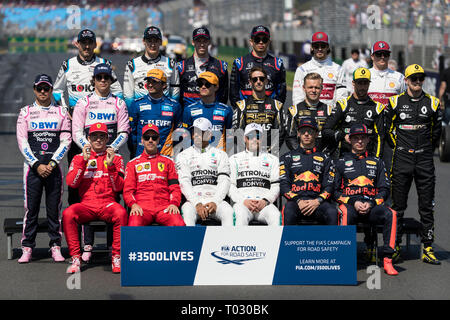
[{"xmin": 0, "ymin": 0, "xmax": 449, "ymax": 95}]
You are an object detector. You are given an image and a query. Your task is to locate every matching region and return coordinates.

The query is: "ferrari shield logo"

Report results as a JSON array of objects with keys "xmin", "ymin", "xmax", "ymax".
[{"xmin": 158, "ymin": 162, "xmax": 165, "ymax": 172}]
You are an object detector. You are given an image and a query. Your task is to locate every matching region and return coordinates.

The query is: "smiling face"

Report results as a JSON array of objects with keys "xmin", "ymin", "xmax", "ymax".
[
  {"xmin": 142, "ymin": 130, "xmax": 160, "ymax": 155},
  {"xmin": 33, "ymin": 84, "xmax": 53, "ymax": 104},
  {"xmin": 88, "ymin": 132, "xmax": 108, "ymax": 152}
]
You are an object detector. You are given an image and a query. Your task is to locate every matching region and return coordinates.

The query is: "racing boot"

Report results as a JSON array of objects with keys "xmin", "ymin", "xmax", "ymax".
[
  {"xmin": 112, "ymin": 255, "xmax": 121, "ymax": 274},
  {"xmin": 50, "ymin": 245, "xmax": 65, "ymax": 262},
  {"xmin": 18, "ymin": 247, "xmax": 32, "ymax": 263},
  {"xmin": 422, "ymin": 246, "xmax": 441, "ymax": 265},
  {"xmin": 383, "ymin": 257, "xmax": 399, "ymax": 276},
  {"xmin": 391, "ymin": 245, "xmax": 402, "ymax": 263},
  {"xmin": 66, "ymin": 255, "xmax": 81, "ymax": 274},
  {"xmin": 81, "ymin": 245, "xmax": 93, "ymax": 263}
]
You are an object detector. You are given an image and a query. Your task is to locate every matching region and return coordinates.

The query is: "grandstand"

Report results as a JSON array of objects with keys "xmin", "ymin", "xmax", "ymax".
[{"xmin": 0, "ymin": 0, "xmax": 449, "ymax": 70}]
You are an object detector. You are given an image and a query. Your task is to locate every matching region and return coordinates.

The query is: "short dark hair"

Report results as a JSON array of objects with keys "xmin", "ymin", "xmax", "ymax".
[{"xmin": 351, "ymin": 48, "xmax": 360, "ymax": 55}]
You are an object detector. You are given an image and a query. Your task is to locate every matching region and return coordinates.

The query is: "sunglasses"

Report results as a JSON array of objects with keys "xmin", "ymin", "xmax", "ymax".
[
  {"xmin": 312, "ymin": 43, "xmax": 328, "ymax": 49},
  {"xmin": 374, "ymin": 51, "xmax": 390, "ymax": 58},
  {"xmin": 89, "ymin": 133, "xmax": 108, "ymax": 141},
  {"xmin": 35, "ymin": 85, "xmax": 51, "ymax": 92},
  {"xmin": 355, "ymin": 80, "xmax": 370, "ymax": 85},
  {"xmin": 147, "ymin": 79, "xmax": 162, "ymax": 85},
  {"xmin": 409, "ymin": 75, "xmax": 425, "ymax": 82},
  {"xmin": 251, "ymin": 76, "xmax": 266, "ymax": 83},
  {"xmin": 299, "ymin": 127, "xmax": 316, "ymax": 135},
  {"xmin": 95, "ymin": 74, "xmax": 112, "ymax": 81},
  {"xmin": 143, "ymin": 134, "xmax": 159, "ymax": 141},
  {"xmin": 253, "ymin": 37, "xmax": 269, "ymax": 44},
  {"xmin": 197, "ymin": 80, "xmax": 213, "ymax": 88}
]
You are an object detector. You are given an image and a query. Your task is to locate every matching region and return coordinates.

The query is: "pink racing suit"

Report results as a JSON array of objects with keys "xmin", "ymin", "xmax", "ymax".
[
  {"xmin": 16, "ymin": 102, "xmax": 71, "ymax": 248},
  {"xmin": 72, "ymin": 92, "xmax": 130, "ymax": 152}
]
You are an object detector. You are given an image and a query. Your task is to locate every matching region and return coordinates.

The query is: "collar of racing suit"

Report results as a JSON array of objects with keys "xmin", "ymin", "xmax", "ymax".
[
  {"xmin": 371, "ymin": 67, "xmax": 390, "ymax": 78},
  {"xmin": 406, "ymin": 91, "xmax": 425, "ymax": 102},
  {"xmin": 89, "ymin": 150, "xmax": 106, "ymax": 158},
  {"xmin": 77, "ymin": 54, "xmax": 96, "ymax": 65},
  {"xmin": 193, "ymin": 144, "xmax": 211, "ymax": 154},
  {"xmin": 146, "ymin": 94, "xmax": 164, "ymax": 104},
  {"xmin": 350, "ymin": 95, "xmax": 371, "ymax": 105},
  {"xmin": 349, "ymin": 151, "xmax": 369, "ymax": 160},
  {"xmin": 142, "ymin": 53, "xmax": 162, "ymax": 64},
  {"xmin": 251, "ymin": 51, "xmax": 268, "ymax": 62},
  {"xmin": 93, "ymin": 91, "xmax": 113, "ymax": 100},
  {"xmin": 141, "ymin": 151, "xmax": 160, "ymax": 159},
  {"xmin": 296, "ymin": 146, "xmax": 317, "ymax": 155},
  {"xmin": 244, "ymin": 148, "xmax": 261, "ymax": 157},
  {"xmin": 311, "ymin": 56, "xmax": 332, "ymax": 67},
  {"xmin": 33, "ymin": 101, "xmax": 55, "ymax": 109}
]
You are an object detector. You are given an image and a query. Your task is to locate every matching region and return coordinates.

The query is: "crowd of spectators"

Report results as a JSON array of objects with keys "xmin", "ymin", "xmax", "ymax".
[
  {"xmin": 349, "ymin": 0, "xmax": 450, "ymax": 29},
  {"xmin": 0, "ymin": 0, "xmax": 162, "ymax": 36}
]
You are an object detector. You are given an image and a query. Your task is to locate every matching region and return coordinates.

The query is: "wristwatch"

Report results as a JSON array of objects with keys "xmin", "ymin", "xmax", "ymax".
[
  {"xmin": 316, "ymin": 197, "xmax": 324, "ymax": 204},
  {"xmin": 49, "ymin": 160, "xmax": 57, "ymax": 169}
]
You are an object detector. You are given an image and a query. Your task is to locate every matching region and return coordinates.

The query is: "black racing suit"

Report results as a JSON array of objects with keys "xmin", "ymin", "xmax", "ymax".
[
  {"xmin": 385, "ymin": 91, "xmax": 442, "ymax": 246},
  {"xmin": 177, "ymin": 55, "xmax": 229, "ymax": 108},
  {"xmin": 229, "ymin": 51, "xmax": 286, "ymax": 108},
  {"xmin": 333, "ymin": 152, "xmax": 396, "ymax": 256},
  {"xmin": 285, "ymin": 100, "xmax": 332, "ymax": 152},
  {"xmin": 322, "ymin": 95, "xmax": 385, "ymax": 158},
  {"xmin": 233, "ymin": 96, "xmax": 286, "ymax": 153},
  {"xmin": 279, "ymin": 147, "xmax": 337, "ymax": 225}
]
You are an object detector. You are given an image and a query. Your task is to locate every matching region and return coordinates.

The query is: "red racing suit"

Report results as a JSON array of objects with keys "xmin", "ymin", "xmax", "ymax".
[
  {"xmin": 63, "ymin": 151, "xmax": 128, "ymax": 257},
  {"xmin": 123, "ymin": 152, "xmax": 185, "ymax": 226}
]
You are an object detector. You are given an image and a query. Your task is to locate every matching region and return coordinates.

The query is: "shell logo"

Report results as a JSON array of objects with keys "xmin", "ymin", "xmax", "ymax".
[
  {"xmin": 328, "ymin": 73, "xmax": 334, "ymax": 79},
  {"xmin": 389, "ymin": 82, "xmax": 395, "ymax": 88}
]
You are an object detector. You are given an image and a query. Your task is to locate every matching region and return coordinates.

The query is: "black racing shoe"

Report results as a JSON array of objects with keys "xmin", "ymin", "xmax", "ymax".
[
  {"xmin": 422, "ymin": 246, "xmax": 441, "ymax": 265},
  {"xmin": 391, "ymin": 245, "xmax": 402, "ymax": 263}
]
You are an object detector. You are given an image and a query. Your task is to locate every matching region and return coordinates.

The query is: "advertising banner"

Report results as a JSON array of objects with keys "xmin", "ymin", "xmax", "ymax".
[{"xmin": 121, "ymin": 226, "xmax": 356, "ymax": 286}]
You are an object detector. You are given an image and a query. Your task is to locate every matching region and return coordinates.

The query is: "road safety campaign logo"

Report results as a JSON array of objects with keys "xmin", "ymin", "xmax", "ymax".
[{"xmin": 211, "ymin": 245, "xmax": 266, "ymax": 265}]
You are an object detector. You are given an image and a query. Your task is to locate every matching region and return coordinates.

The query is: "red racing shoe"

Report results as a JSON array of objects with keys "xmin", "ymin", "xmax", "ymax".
[
  {"xmin": 112, "ymin": 255, "xmax": 121, "ymax": 273},
  {"xmin": 383, "ymin": 257, "xmax": 399, "ymax": 276}
]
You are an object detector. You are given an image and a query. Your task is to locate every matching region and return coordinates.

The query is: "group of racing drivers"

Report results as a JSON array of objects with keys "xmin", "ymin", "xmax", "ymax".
[{"xmin": 16, "ymin": 25, "xmax": 443, "ymax": 276}]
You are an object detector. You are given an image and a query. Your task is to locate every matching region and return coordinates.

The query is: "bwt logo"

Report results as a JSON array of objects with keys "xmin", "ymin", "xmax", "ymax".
[
  {"xmin": 89, "ymin": 112, "xmax": 115, "ymax": 121},
  {"xmin": 31, "ymin": 122, "xmax": 58, "ymax": 130}
]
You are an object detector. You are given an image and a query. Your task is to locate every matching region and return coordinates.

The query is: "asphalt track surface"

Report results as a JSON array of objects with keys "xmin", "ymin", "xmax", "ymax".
[{"xmin": 0, "ymin": 52, "xmax": 450, "ymax": 304}]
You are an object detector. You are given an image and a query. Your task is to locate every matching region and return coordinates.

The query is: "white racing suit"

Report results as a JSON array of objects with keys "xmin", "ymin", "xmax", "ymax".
[
  {"xmin": 123, "ymin": 54, "xmax": 180, "ymax": 107},
  {"xmin": 175, "ymin": 144, "xmax": 234, "ymax": 226},
  {"xmin": 367, "ymin": 67, "xmax": 406, "ymax": 106},
  {"xmin": 228, "ymin": 150, "xmax": 281, "ymax": 226},
  {"xmin": 292, "ymin": 56, "xmax": 347, "ymax": 107}
]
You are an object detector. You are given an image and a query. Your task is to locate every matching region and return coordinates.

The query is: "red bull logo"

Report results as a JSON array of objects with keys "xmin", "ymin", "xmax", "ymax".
[
  {"xmin": 292, "ymin": 171, "xmax": 321, "ymax": 193},
  {"xmin": 344, "ymin": 175, "xmax": 377, "ymax": 197},
  {"xmin": 294, "ymin": 171, "xmax": 320, "ymax": 183},
  {"xmin": 347, "ymin": 176, "xmax": 374, "ymax": 187}
]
